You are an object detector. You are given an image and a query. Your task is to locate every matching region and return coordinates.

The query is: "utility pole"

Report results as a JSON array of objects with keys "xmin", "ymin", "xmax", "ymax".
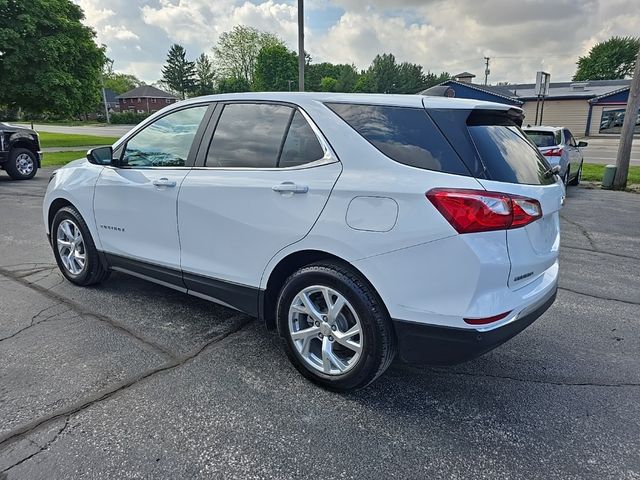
[
  {"xmin": 297, "ymin": 0, "xmax": 305, "ymax": 92},
  {"xmin": 100, "ymin": 75, "xmax": 110, "ymax": 124},
  {"xmin": 484, "ymin": 57, "xmax": 490, "ymax": 85},
  {"xmin": 613, "ymin": 46, "xmax": 640, "ymax": 190}
]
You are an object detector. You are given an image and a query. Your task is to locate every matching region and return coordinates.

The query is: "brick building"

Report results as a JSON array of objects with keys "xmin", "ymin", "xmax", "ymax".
[{"xmin": 116, "ymin": 85, "xmax": 177, "ymax": 114}]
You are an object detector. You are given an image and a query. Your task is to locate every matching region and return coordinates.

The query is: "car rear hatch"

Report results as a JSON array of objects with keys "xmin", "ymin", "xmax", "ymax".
[{"xmin": 426, "ymin": 104, "xmax": 564, "ymax": 290}]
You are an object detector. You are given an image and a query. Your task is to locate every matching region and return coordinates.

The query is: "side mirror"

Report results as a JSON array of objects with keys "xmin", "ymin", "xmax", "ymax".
[
  {"xmin": 87, "ymin": 146, "xmax": 114, "ymax": 165},
  {"xmin": 577, "ymin": 141, "xmax": 588, "ymax": 148}
]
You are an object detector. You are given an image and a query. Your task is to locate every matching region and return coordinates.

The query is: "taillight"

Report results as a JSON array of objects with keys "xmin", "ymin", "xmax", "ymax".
[
  {"xmin": 426, "ymin": 188, "xmax": 542, "ymax": 234},
  {"xmin": 543, "ymin": 148, "xmax": 563, "ymax": 157}
]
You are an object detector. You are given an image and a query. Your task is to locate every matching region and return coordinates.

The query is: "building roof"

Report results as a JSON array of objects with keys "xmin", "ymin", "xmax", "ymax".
[
  {"xmin": 116, "ymin": 85, "xmax": 176, "ymax": 99},
  {"xmin": 454, "ymin": 72, "xmax": 476, "ymax": 78},
  {"xmin": 103, "ymin": 88, "xmax": 118, "ymax": 104},
  {"xmin": 506, "ymin": 79, "xmax": 631, "ymax": 100},
  {"xmin": 424, "ymin": 80, "xmax": 524, "ymax": 105}
]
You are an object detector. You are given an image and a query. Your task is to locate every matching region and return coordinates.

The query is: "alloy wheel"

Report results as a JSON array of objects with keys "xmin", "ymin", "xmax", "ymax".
[
  {"xmin": 288, "ymin": 285, "xmax": 363, "ymax": 375},
  {"xmin": 56, "ymin": 219, "xmax": 86, "ymax": 275},
  {"xmin": 16, "ymin": 153, "xmax": 34, "ymax": 176}
]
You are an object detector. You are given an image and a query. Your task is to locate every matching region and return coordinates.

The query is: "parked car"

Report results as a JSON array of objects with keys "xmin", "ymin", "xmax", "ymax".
[
  {"xmin": 0, "ymin": 122, "xmax": 41, "ymax": 179},
  {"xmin": 522, "ymin": 126, "xmax": 587, "ymax": 186},
  {"xmin": 44, "ymin": 93, "xmax": 563, "ymax": 391}
]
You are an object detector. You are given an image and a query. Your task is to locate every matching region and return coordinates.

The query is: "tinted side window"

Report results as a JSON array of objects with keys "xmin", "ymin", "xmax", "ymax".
[
  {"xmin": 326, "ymin": 103, "xmax": 470, "ymax": 175},
  {"xmin": 122, "ymin": 106, "xmax": 208, "ymax": 167},
  {"xmin": 279, "ymin": 111, "xmax": 325, "ymax": 168},
  {"xmin": 206, "ymin": 103, "xmax": 293, "ymax": 168}
]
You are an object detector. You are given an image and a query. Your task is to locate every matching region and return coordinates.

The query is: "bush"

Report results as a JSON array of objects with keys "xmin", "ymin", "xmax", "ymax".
[{"xmin": 110, "ymin": 111, "xmax": 150, "ymax": 124}]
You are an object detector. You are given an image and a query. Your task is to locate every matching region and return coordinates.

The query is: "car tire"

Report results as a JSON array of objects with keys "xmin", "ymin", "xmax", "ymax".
[
  {"xmin": 6, "ymin": 148, "xmax": 38, "ymax": 180},
  {"xmin": 277, "ymin": 261, "xmax": 397, "ymax": 391},
  {"xmin": 51, "ymin": 206, "xmax": 110, "ymax": 286},
  {"xmin": 563, "ymin": 166, "xmax": 570, "ymax": 186},
  {"xmin": 569, "ymin": 161, "xmax": 582, "ymax": 186}
]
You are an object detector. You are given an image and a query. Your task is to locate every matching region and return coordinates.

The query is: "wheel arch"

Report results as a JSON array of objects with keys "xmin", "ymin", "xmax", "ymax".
[
  {"xmin": 48, "ymin": 198, "xmax": 75, "ymax": 236},
  {"xmin": 260, "ymin": 249, "xmax": 384, "ymax": 332},
  {"xmin": 10, "ymin": 140, "xmax": 40, "ymax": 167}
]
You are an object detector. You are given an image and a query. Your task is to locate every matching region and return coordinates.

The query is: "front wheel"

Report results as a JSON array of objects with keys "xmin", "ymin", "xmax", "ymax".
[
  {"xmin": 277, "ymin": 262, "xmax": 396, "ymax": 391},
  {"xmin": 6, "ymin": 148, "xmax": 38, "ymax": 180},
  {"xmin": 51, "ymin": 206, "xmax": 110, "ymax": 286}
]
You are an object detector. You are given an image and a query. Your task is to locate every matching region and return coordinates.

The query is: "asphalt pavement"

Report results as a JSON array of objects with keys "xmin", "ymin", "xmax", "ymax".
[
  {"xmin": 581, "ymin": 137, "xmax": 640, "ymax": 166},
  {"xmin": 0, "ymin": 169, "xmax": 638, "ymax": 479}
]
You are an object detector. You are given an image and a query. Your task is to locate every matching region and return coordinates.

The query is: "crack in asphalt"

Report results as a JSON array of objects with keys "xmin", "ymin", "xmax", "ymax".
[
  {"xmin": 561, "ymin": 243, "xmax": 640, "ymax": 261},
  {"xmin": 0, "ymin": 303, "xmax": 75, "ymax": 343},
  {"xmin": 0, "ymin": 266, "xmax": 178, "ymax": 361},
  {"xmin": 560, "ymin": 214, "xmax": 598, "ymax": 250},
  {"xmin": 1, "ymin": 417, "xmax": 70, "ymax": 475},
  {"xmin": 0, "ymin": 315, "xmax": 254, "ymax": 458},
  {"xmin": 558, "ymin": 286, "xmax": 640, "ymax": 306},
  {"xmin": 424, "ymin": 368, "xmax": 640, "ymax": 388}
]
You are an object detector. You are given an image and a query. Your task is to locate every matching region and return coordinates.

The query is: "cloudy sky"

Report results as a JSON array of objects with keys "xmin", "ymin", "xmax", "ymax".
[{"xmin": 75, "ymin": 0, "xmax": 639, "ymax": 85}]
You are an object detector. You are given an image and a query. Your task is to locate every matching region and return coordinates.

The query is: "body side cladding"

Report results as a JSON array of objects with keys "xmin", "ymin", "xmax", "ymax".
[{"xmin": 103, "ymin": 252, "xmax": 260, "ymax": 317}]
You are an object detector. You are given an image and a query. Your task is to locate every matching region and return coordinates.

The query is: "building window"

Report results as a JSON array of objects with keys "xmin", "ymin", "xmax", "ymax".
[
  {"xmin": 138, "ymin": 98, "xmax": 142, "ymax": 103},
  {"xmin": 152, "ymin": 98, "xmax": 157, "ymax": 103},
  {"xmin": 166, "ymin": 98, "xmax": 171, "ymax": 103},
  {"xmin": 599, "ymin": 108, "xmax": 640, "ymax": 134}
]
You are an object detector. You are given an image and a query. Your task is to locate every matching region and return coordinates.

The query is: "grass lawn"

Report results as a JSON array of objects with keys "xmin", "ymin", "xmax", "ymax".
[
  {"xmin": 38, "ymin": 131, "xmax": 119, "ymax": 148},
  {"xmin": 41, "ymin": 151, "xmax": 87, "ymax": 167},
  {"xmin": 582, "ymin": 163, "xmax": 640, "ymax": 185}
]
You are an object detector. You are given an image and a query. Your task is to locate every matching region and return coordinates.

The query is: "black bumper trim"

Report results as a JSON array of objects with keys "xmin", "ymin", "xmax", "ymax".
[{"xmin": 393, "ymin": 288, "xmax": 557, "ymax": 365}]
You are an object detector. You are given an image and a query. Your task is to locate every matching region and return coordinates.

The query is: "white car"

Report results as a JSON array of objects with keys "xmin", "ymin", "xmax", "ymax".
[
  {"xmin": 522, "ymin": 125, "xmax": 587, "ymax": 186},
  {"xmin": 44, "ymin": 93, "xmax": 562, "ymax": 391}
]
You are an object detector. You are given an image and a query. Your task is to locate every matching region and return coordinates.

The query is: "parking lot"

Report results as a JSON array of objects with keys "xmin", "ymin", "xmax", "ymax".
[{"xmin": 0, "ymin": 169, "xmax": 638, "ymax": 479}]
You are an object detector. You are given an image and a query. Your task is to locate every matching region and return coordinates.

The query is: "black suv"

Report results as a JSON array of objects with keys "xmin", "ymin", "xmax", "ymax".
[{"xmin": 0, "ymin": 123, "xmax": 41, "ymax": 179}]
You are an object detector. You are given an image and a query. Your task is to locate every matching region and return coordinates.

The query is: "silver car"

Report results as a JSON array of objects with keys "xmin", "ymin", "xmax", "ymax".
[{"xmin": 523, "ymin": 126, "xmax": 587, "ymax": 186}]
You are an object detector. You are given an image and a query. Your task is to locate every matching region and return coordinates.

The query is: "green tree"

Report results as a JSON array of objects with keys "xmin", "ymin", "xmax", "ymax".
[
  {"xmin": 217, "ymin": 76, "xmax": 251, "ymax": 93},
  {"xmin": 368, "ymin": 53, "xmax": 401, "ymax": 93},
  {"xmin": 0, "ymin": 0, "xmax": 106, "ymax": 116},
  {"xmin": 573, "ymin": 36, "xmax": 640, "ymax": 81},
  {"xmin": 353, "ymin": 72, "xmax": 375, "ymax": 93},
  {"xmin": 103, "ymin": 73, "xmax": 144, "ymax": 95},
  {"xmin": 195, "ymin": 53, "xmax": 215, "ymax": 96},
  {"xmin": 161, "ymin": 44, "xmax": 196, "ymax": 99},
  {"xmin": 212, "ymin": 25, "xmax": 285, "ymax": 84},
  {"xmin": 306, "ymin": 62, "xmax": 340, "ymax": 91},
  {"xmin": 335, "ymin": 64, "xmax": 359, "ymax": 92},
  {"xmin": 397, "ymin": 62, "xmax": 428, "ymax": 93},
  {"xmin": 320, "ymin": 76, "xmax": 338, "ymax": 92},
  {"xmin": 253, "ymin": 45, "xmax": 298, "ymax": 91}
]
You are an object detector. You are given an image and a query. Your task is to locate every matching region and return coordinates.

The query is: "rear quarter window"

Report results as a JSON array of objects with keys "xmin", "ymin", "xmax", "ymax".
[{"xmin": 325, "ymin": 103, "xmax": 470, "ymax": 176}]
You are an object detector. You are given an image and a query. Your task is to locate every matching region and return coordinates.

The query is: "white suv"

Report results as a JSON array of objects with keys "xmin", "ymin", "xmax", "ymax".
[{"xmin": 44, "ymin": 93, "xmax": 562, "ymax": 391}]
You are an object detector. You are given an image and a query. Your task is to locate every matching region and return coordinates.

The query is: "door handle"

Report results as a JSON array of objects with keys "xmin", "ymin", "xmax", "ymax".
[
  {"xmin": 153, "ymin": 178, "xmax": 177, "ymax": 188},
  {"xmin": 272, "ymin": 182, "xmax": 308, "ymax": 194}
]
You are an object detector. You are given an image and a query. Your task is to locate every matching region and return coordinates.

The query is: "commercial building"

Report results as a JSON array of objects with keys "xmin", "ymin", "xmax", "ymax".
[{"xmin": 424, "ymin": 73, "xmax": 636, "ymax": 137}]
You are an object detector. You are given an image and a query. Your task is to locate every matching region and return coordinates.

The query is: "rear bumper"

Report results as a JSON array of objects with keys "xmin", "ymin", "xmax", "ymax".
[{"xmin": 393, "ymin": 286, "xmax": 557, "ymax": 365}]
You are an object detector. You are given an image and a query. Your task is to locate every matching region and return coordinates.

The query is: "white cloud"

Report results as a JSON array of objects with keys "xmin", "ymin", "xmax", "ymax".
[{"xmin": 74, "ymin": 0, "xmax": 640, "ymax": 84}]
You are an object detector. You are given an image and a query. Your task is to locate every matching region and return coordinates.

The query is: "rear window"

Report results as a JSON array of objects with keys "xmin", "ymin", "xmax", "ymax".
[
  {"xmin": 427, "ymin": 108, "xmax": 554, "ymax": 186},
  {"xmin": 468, "ymin": 120, "xmax": 554, "ymax": 185},
  {"xmin": 523, "ymin": 130, "xmax": 560, "ymax": 148},
  {"xmin": 326, "ymin": 103, "xmax": 470, "ymax": 176}
]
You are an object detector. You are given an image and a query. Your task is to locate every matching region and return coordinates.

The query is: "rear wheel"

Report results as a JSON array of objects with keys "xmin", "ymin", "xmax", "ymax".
[
  {"xmin": 6, "ymin": 148, "xmax": 37, "ymax": 180},
  {"xmin": 277, "ymin": 262, "xmax": 396, "ymax": 391},
  {"xmin": 569, "ymin": 161, "xmax": 582, "ymax": 186},
  {"xmin": 51, "ymin": 206, "xmax": 110, "ymax": 286}
]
